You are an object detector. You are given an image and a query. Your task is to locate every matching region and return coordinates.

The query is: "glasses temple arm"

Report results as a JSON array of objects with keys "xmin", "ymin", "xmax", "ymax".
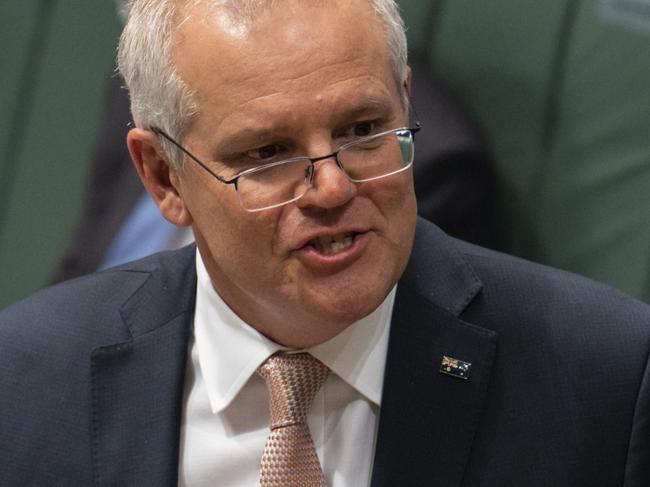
[{"xmin": 151, "ymin": 128, "xmax": 236, "ymax": 185}]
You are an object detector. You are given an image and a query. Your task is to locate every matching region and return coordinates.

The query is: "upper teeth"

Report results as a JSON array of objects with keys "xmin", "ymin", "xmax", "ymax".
[{"xmin": 311, "ymin": 233, "xmax": 355, "ymax": 254}]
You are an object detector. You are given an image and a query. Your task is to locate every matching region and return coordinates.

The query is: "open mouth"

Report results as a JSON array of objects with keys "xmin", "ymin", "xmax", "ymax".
[{"xmin": 308, "ymin": 232, "xmax": 357, "ymax": 255}]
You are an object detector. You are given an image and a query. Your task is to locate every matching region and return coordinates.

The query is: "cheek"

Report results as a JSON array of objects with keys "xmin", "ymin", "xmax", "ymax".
[
  {"xmin": 363, "ymin": 172, "xmax": 416, "ymax": 221},
  {"xmin": 204, "ymin": 205, "xmax": 283, "ymax": 265},
  {"xmin": 372, "ymin": 175, "xmax": 417, "ymax": 268}
]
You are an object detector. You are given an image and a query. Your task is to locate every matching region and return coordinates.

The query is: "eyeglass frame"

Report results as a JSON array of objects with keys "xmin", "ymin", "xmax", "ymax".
[{"xmin": 151, "ymin": 122, "xmax": 421, "ymax": 211}]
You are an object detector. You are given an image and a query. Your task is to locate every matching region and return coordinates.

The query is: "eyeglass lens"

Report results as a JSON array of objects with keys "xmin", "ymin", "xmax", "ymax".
[{"xmin": 237, "ymin": 129, "xmax": 414, "ymax": 211}]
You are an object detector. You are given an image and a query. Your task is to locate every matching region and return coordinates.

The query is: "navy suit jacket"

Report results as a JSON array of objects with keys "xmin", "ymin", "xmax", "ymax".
[{"xmin": 2, "ymin": 218, "xmax": 649, "ymax": 486}]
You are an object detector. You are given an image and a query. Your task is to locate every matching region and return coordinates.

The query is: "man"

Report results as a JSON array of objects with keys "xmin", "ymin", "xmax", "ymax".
[
  {"xmin": 1, "ymin": 1, "xmax": 648, "ymax": 486},
  {"xmin": 52, "ymin": 3, "xmax": 497, "ymax": 285}
]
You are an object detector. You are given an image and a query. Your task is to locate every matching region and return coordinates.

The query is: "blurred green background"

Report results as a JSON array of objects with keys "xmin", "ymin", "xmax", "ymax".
[
  {"xmin": 0, "ymin": 1, "xmax": 121, "ymax": 307},
  {"xmin": 399, "ymin": 0, "xmax": 650, "ymax": 303}
]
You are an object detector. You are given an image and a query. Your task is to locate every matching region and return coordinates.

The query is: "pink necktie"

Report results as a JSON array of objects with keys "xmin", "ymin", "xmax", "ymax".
[{"xmin": 258, "ymin": 352, "xmax": 330, "ymax": 486}]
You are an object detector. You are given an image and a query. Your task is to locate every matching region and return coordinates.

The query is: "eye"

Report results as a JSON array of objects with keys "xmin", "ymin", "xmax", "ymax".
[
  {"xmin": 244, "ymin": 144, "xmax": 286, "ymax": 161},
  {"xmin": 352, "ymin": 121, "xmax": 376, "ymax": 137},
  {"xmin": 333, "ymin": 121, "xmax": 380, "ymax": 146}
]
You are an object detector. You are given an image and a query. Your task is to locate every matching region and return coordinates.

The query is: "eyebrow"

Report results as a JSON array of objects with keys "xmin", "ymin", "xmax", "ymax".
[
  {"xmin": 214, "ymin": 94, "xmax": 397, "ymax": 155},
  {"xmin": 213, "ymin": 127, "xmax": 286, "ymax": 158},
  {"xmin": 342, "ymin": 96, "xmax": 393, "ymax": 119}
]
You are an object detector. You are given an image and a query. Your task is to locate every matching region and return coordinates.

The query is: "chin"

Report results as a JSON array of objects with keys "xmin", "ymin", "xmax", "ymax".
[{"xmin": 306, "ymin": 282, "xmax": 391, "ymax": 326}]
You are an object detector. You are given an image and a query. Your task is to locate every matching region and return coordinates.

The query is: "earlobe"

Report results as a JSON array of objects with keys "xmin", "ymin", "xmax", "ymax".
[{"xmin": 126, "ymin": 128, "xmax": 193, "ymax": 227}]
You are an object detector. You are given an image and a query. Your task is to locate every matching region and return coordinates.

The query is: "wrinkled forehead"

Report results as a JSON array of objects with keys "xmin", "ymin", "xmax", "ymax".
[
  {"xmin": 167, "ymin": 0, "xmax": 404, "ymax": 137},
  {"xmin": 170, "ymin": 0, "xmax": 395, "ymax": 90}
]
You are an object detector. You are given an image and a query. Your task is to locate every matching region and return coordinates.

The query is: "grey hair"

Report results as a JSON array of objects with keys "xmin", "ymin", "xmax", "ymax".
[{"xmin": 117, "ymin": 0, "xmax": 408, "ymax": 169}]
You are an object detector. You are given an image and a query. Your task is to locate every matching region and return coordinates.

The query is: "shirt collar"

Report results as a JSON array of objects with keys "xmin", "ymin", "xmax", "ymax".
[{"xmin": 193, "ymin": 249, "xmax": 394, "ymax": 414}]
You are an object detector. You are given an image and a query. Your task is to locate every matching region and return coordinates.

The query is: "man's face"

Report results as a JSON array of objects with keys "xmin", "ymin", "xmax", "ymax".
[{"xmin": 170, "ymin": 0, "xmax": 417, "ymax": 347}]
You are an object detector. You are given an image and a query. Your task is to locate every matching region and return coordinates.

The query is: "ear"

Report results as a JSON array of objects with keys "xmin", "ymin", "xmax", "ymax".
[
  {"xmin": 403, "ymin": 65, "xmax": 413, "ymax": 101},
  {"xmin": 126, "ymin": 128, "xmax": 193, "ymax": 227}
]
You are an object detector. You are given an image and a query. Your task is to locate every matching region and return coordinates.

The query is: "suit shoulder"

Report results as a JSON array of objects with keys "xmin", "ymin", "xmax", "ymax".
[
  {"xmin": 0, "ymin": 245, "xmax": 195, "ymax": 356},
  {"xmin": 456, "ymin": 238, "xmax": 645, "ymax": 305},
  {"xmin": 452, "ymin": 238, "xmax": 650, "ymax": 349}
]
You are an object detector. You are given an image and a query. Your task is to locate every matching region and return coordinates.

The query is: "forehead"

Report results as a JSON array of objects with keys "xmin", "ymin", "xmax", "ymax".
[{"xmin": 172, "ymin": 0, "xmax": 400, "ymax": 137}]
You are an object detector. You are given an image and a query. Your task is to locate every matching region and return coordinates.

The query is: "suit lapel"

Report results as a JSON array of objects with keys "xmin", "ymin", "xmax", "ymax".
[
  {"xmin": 90, "ymin": 247, "xmax": 197, "ymax": 487},
  {"xmin": 371, "ymin": 220, "xmax": 498, "ymax": 486}
]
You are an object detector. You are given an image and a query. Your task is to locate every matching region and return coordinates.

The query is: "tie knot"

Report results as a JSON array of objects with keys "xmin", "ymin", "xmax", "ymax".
[{"xmin": 258, "ymin": 353, "xmax": 329, "ymax": 430}]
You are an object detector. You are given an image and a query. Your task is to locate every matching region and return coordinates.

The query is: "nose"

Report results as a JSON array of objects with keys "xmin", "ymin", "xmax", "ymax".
[{"xmin": 296, "ymin": 156, "xmax": 357, "ymax": 210}]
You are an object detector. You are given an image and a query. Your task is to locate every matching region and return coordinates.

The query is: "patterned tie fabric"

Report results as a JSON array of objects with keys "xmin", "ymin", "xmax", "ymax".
[{"xmin": 257, "ymin": 352, "xmax": 330, "ymax": 486}]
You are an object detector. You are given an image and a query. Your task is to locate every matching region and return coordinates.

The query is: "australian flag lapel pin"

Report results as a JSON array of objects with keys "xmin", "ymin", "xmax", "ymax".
[{"xmin": 440, "ymin": 355, "xmax": 471, "ymax": 380}]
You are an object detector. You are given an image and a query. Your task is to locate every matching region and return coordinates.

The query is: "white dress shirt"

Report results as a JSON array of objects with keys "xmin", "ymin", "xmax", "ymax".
[{"xmin": 178, "ymin": 249, "xmax": 394, "ymax": 486}]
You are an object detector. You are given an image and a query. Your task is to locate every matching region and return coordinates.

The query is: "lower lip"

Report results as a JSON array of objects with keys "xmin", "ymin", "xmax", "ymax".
[{"xmin": 293, "ymin": 232, "xmax": 372, "ymax": 272}]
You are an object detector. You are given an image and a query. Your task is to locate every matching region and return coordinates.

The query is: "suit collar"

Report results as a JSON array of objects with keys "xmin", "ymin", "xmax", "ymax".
[
  {"xmin": 118, "ymin": 245, "xmax": 197, "ymax": 338},
  {"xmin": 91, "ymin": 246, "xmax": 197, "ymax": 487},
  {"xmin": 372, "ymin": 219, "xmax": 498, "ymax": 486},
  {"xmin": 400, "ymin": 218, "xmax": 483, "ymax": 318}
]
